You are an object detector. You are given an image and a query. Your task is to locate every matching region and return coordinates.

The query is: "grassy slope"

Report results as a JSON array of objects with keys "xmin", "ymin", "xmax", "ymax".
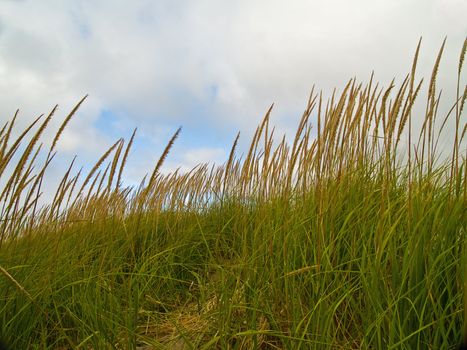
[{"xmin": 0, "ymin": 41, "xmax": 466, "ymax": 349}]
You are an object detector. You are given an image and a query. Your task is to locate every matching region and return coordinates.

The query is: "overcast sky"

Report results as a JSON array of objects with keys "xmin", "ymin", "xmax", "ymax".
[{"xmin": 0, "ymin": 0, "xmax": 466, "ymax": 190}]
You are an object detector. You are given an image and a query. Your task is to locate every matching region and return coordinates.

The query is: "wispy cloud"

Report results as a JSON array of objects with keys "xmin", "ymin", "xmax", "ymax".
[{"xmin": 0, "ymin": 0, "xmax": 465, "ymax": 188}]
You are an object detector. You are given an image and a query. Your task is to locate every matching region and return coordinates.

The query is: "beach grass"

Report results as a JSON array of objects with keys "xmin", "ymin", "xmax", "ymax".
[{"xmin": 0, "ymin": 39, "xmax": 466, "ymax": 349}]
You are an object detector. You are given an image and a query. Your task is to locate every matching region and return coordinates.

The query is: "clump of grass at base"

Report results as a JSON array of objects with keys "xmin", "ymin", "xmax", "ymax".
[{"xmin": 0, "ymin": 39, "xmax": 466, "ymax": 349}]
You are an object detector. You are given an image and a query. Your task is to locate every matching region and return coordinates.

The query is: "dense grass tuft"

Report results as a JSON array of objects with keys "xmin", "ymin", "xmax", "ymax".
[{"xmin": 0, "ymin": 40, "xmax": 466, "ymax": 349}]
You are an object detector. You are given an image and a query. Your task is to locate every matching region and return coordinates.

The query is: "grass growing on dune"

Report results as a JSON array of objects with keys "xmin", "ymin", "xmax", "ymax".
[{"xmin": 0, "ymin": 40, "xmax": 466, "ymax": 349}]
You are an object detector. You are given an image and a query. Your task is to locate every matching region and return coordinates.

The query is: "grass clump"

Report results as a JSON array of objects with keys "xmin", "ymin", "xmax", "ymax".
[{"xmin": 0, "ymin": 40, "xmax": 466, "ymax": 349}]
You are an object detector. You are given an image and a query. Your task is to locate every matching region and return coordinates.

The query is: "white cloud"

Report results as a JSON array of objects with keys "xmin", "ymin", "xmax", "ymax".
[
  {"xmin": 163, "ymin": 147, "xmax": 227, "ymax": 174},
  {"xmin": 0, "ymin": 0, "xmax": 465, "ymax": 193}
]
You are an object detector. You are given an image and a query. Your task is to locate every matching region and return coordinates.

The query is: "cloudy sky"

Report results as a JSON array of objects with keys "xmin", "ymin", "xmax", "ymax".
[{"xmin": 0, "ymin": 0, "xmax": 466, "ymax": 190}]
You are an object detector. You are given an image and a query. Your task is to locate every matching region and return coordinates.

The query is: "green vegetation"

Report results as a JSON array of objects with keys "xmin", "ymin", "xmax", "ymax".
[{"xmin": 0, "ymin": 40, "xmax": 466, "ymax": 349}]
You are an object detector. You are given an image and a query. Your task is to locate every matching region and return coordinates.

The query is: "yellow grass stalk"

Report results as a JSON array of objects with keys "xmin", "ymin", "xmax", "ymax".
[
  {"xmin": 8, "ymin": 144, "xmax": 43, "ymax": 212},
  {"xmin": 82, "ymin": 169, "xmax": 102, "ymax": 213},
  {"xmin": 116, "ymin": 128, "xmax": 137, "ymax": 191},
  {"xmin": 96, "ymin": 162, "xmax": 111, "ymax": 198},
  {"xmin": 22, "ymin": 154, "xmax": 55, "ymax": 218},
  {"xmin": 48, "ymin": 95, "xmax": 87, "ymax": 157},
  {"xmin": 241, "ymin": 104, "xmax": 274, "ymax": 192},
  {"xmin": 74, "ymin": 138, "xmax": 122, "ymax": 203},
  {"xmin": 147, "ymin": 127, "xmax": 182, "ymax": 191},
  {"xmin": 360, "ymin": 73, "xmax": 377, "ymax": 161},
  {"xmin": 107, "ymin": 139, "xmax": 124, "ymax": 193},
  {"xmin": 8, "ymin": 108, "xmax": 54, "ymax": 187},
  {"xmin": 396, "ymin": 79, "xmax": 423, "ymax": 150},
  {"xmin": 286, "ymin": 91, "xmax": 316, "ymax": 191},
  {"xmin": 0, "ymin": 113, "xmax": 42, "ymax": 178},
  {"xmin": 403, "ymin": 39, "xmax": 422, "ymax": 166},
  {"xmin": 222, "ymin": 131, "xmax": 240, "ymax": 199},
  {"xmin": 452, "ymin": 38, "xmax": 467, "ymax": 185},
  {"xmin": 0, "ymin": 121, "xmax": 9, "ymax": 156},
  {"xmin": 261, "ymin": 127, "xmax": 276, "ymax": 198},
  {"xmin": 418, "ymin": 39, "xmax": 446, "ymax": 173},
  {"xmin": 0, "ymin": 141, "xmax": 46, "ymax": 232},
  {"xmin": 0, "ymin": 110, "xmax": 19, "ymax": 162},
  {"xmin": 50, "ymin": 156, "xmax": 77, "ymax": 219}
]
